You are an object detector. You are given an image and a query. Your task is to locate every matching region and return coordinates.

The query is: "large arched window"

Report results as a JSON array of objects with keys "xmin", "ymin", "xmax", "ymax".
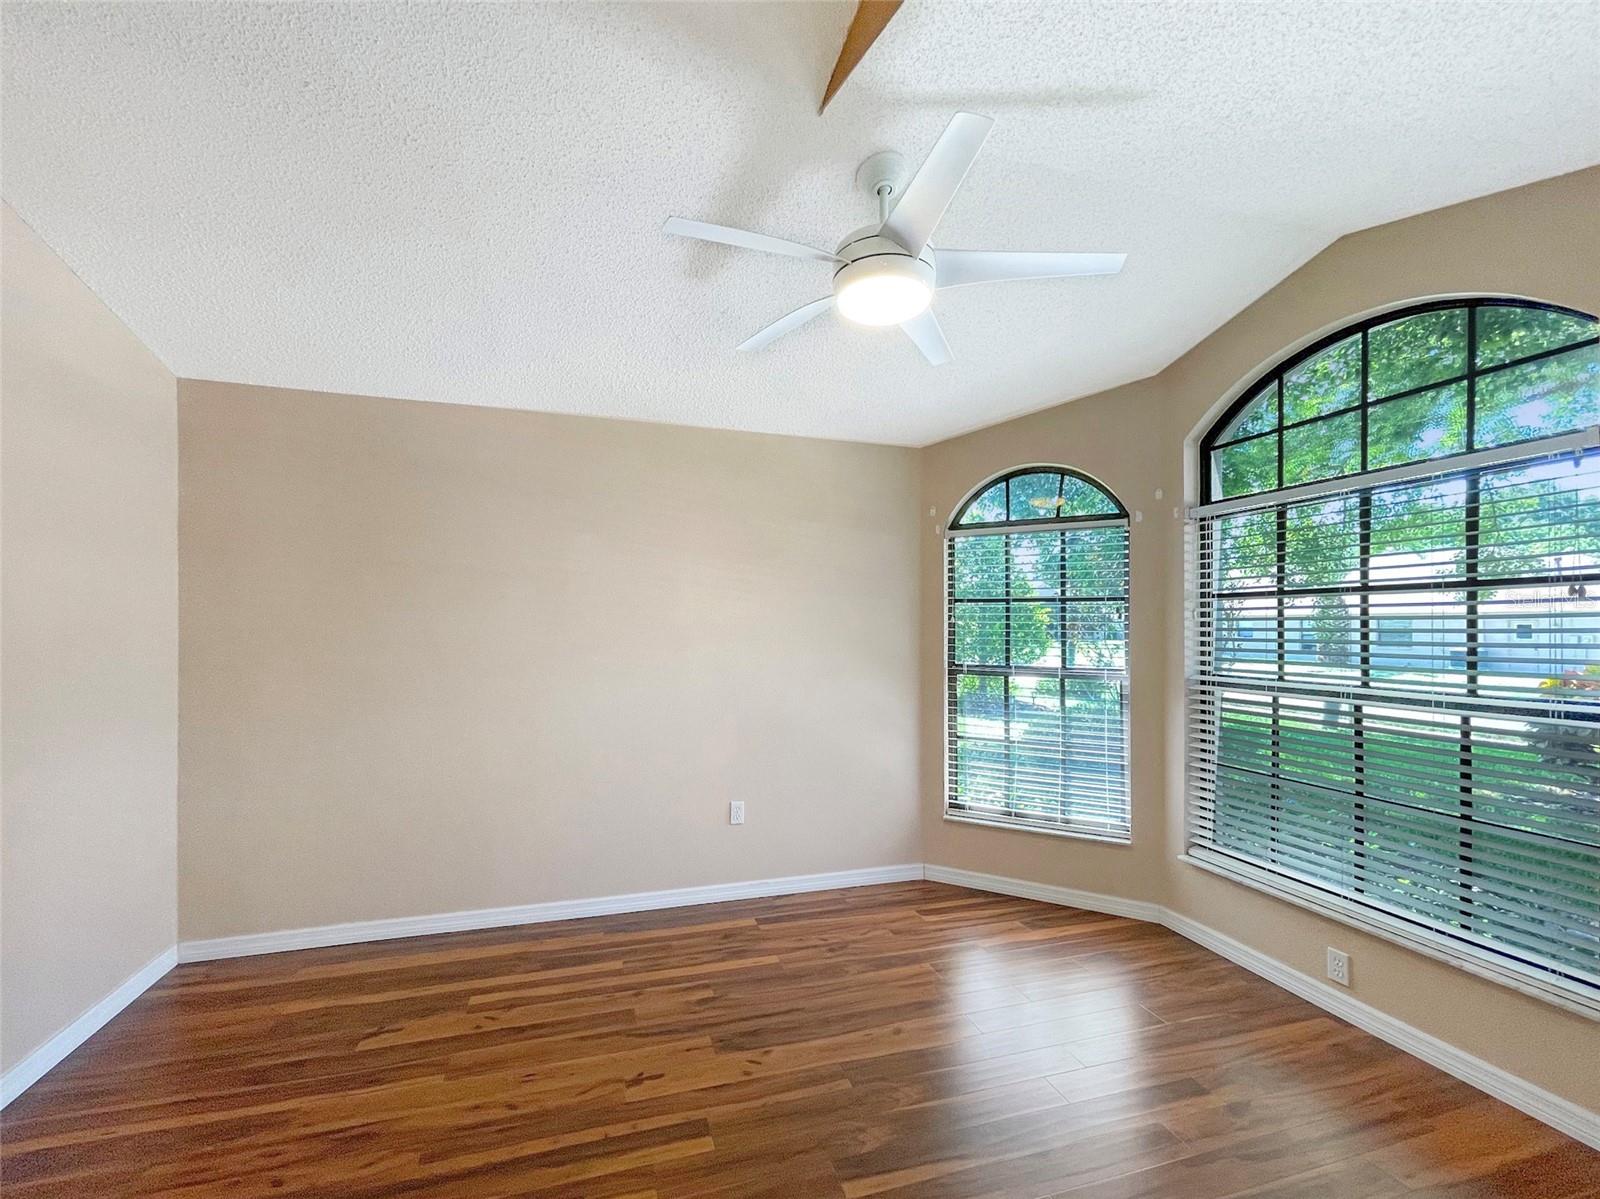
[
  {"xmin": 1187, "ymin": 298, "xmax": 1600, "ymax": 1013},
  {"xmin": 946, "ymin": 467, "xmax": 1131, "ymax": 841}
]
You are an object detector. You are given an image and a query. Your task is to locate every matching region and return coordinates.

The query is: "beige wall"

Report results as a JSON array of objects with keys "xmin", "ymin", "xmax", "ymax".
[
  {"xmin": 178, "ymin": 381, "xmax": 921, "ymax": 940},
  {"xmin": 1, "ymin": 204, "xmax": 178, "ymax": 1073},
  {"xmin": 920, "ymin": 166, "xmax": 1600, "ymax": 1111}
]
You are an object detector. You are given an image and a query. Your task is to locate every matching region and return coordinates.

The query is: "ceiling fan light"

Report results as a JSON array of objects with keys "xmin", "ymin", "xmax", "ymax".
[{"xmin": 833, "ymin": 257, "xmax": 934, "ymax": 326}]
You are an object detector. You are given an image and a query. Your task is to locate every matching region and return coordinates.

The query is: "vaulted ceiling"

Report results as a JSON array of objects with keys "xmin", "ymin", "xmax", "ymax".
[{"xmin": 4, "ymin": 1, "xmax": 1597, "ymax": 445}]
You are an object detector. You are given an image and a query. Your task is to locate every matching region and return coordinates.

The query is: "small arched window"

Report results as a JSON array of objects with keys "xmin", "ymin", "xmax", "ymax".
[
  {"xmin": 1187, "ymin": 299, "xmax": 1600, "ymax": 1013},
  {"xmin": 946, "ymin": 467, "xmax": 1131, "ymax": 841}
]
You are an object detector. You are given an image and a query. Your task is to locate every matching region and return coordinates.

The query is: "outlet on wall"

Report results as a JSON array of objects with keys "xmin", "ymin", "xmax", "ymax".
[
  {"xmin": 729, "ymin": 801, "xmax": 745, "ymax": 826},
  {"xmin": 1326, "ymin": 947, "xmax": 1351, "ymax": 987}
]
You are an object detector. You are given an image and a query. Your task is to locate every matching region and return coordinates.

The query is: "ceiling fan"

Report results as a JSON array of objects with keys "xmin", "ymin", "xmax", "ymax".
[{"xmin": 662, "ymin": 112, "xmax": 1126, "ymax": 365}]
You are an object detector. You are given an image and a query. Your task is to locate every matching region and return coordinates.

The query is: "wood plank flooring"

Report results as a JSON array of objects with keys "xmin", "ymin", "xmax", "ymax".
[{"xmin": 2, "ymin": 881, "xmax": 1595, "ymax": 1197}]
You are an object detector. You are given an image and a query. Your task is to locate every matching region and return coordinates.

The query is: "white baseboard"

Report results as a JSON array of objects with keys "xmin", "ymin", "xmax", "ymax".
[
  {"xmin": 929, "ymin": 861, "xmax": 1597, "ymax": 1151},
  {"xmin": 1160, "ymin": 911, "xmax": 1600, "ymax": 1151},
  {"xmin": 0, "ymin": 945, "xmax": 177, "ymax": 1110},
  {"xmin": 922, "ymin": 864, "xmax": 1164, "ymax": 923},
  {"xmin": 177, "ymin": 863, "xmax": 926, "ymax": 963},
  {"xmin": 9, "ymin": 864, "xmax": 1595, "ymax": 1151}
]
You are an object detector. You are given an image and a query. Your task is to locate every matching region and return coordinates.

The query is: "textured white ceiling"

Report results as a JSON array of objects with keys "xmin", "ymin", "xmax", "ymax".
[{"xmin": 4, "ymin": 2, "xmax": 1597, "ymax": 446}]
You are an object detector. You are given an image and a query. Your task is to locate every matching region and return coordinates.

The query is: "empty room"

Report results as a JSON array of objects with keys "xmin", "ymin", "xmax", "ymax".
[{"xmin": 2, "ymin": 1, "xmax": 1598, "ymax": 1195}]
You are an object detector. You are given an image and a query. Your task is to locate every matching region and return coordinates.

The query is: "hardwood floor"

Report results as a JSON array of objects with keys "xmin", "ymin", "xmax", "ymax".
[{"xmin": 2, "ymin": 881, "xmax": 1595, "ymax": 1197}]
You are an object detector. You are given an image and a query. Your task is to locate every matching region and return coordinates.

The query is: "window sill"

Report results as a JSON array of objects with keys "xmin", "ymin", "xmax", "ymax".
[
  {"xmin": 943, "ymin": 812, "xmax": 1132, "ymax": 846},
  {"xmin": 1180, "ymin": 849, "xmax": 1600, "ymax": 1021}
]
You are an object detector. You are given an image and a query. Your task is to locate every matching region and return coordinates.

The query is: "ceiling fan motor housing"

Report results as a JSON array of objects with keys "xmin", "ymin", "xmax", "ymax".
[{"xmin": 833, "ymin": 228, "xmax": 936, "ymax": 287}]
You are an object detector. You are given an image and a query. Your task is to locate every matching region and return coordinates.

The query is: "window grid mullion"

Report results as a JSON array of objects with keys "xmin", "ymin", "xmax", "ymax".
[
  {"xmin": 1001, "ymin": 500, "xmax": 1014, "ymax": 813},
  {"xmin": 1354, "ymin": 328, "xmax": 1371, "ymax": 894},
  {"xmin": 1271, "ymin": 372, "xmax": 1286, "ymax": 869},
  {"xmin": 1459, "ymin": 307, "xmax": 1482, "ymax": 934},
  {"xmin": 1056, "ymin": 524, "xmax": 1068, "ymax": 819}
]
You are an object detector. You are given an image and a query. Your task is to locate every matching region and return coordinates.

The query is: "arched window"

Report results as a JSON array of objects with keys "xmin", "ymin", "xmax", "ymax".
[
  {"xmin": 947, "ymin": 467, "xmax": 1131, "ymax": 841},
  {"xmin": 1187, "ymin": 299, "xmax": 1600, "ymax": 1012}
]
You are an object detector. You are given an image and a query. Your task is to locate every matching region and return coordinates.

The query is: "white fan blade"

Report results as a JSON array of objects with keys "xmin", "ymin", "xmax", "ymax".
[
  {"xmin": 879, "ymin": 112, "xmax": 994, "ymax": 257},
  {"xmin": 935, "ymin": 250, "xmax": 1126, "ymax": 288},
  {"xmin": 664, "ymin": 217, "xmax": 839, "ymax": 264},
  {"xmin": 738, "ymin": 297, "xmax": 835, "ymax": 351},
  {"xmin": 900, "ymin": 308, "xmax": 951, "ymax": 366}
]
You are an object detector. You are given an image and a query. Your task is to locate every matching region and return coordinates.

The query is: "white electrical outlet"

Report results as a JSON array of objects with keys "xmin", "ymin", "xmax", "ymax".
[
  {"xmin": 729, "ymin": 801, "xmax": 745, "ymax": 826},
  {"xmin": 1326, "ymin": 947, "xmax": 1350, "ymax": 987}
]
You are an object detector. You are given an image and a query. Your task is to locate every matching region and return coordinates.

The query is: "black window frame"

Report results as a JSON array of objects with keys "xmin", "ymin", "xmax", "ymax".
[
  {"xmin": 1201, "ymin": 297, "xmax": 1600, "ymax": 505},
  {"xmin": 952, "ymin": 465, "xmax": 1129, "ymax": 529}
]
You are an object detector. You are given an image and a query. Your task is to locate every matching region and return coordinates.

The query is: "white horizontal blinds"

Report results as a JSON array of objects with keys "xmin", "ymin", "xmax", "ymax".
[
  {"xmin": 947, "ymin": 469, "xmax": 1131, "ymax": 840},
  {"xmin": 1188, "ymin": 444, "xmax": 1600, "ymax": 993}
]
